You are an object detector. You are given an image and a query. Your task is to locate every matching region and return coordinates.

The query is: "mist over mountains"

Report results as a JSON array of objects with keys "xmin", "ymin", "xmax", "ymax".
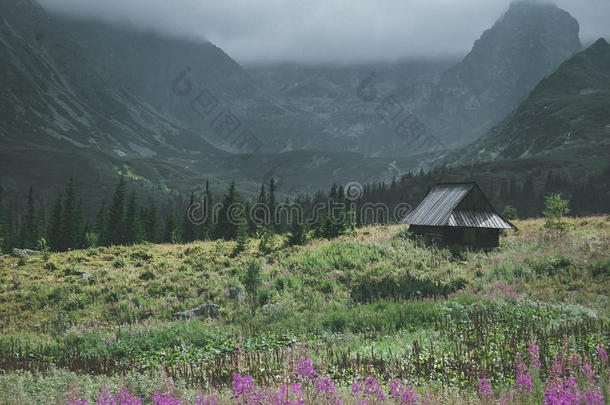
[{"xmin": 1, "ymin": 0, "xmax": 608, "ymax": 202}]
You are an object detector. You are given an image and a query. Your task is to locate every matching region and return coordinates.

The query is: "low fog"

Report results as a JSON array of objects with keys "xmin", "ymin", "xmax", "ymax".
[{"xmin": 38, "ymin": 0, "xmax": 610, "ymax": 63}]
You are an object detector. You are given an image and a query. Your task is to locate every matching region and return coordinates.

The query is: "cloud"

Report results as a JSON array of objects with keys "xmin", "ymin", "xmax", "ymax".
[{"xmin": 37, "ymin": 0, "xmax": 610, "ymax": 63}]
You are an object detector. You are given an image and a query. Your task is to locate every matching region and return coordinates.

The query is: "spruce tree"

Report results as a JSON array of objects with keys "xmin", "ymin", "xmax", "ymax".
[
  {"xmin": 124, "ymin": 191, "xmax": 143, "ymax": 245},
  {"xmin": 95, "ymin": 203, "xmax": 108, "ymax": 243},
  {"xmin": 143, "ymin": 202, "xmax": 159, "ymax": 243},
  {"xmin": 48, "ymin": 196, "xmax": 63, "ymax": 251},
  {"xmin": 0, "ymin": 180, "xmax": 6, "ymax": 252},
  {"xmin": 20, "ymin": 187, "xmax": 40, "ymax": 249},
  {"xmin": 60, "ymin": 178, "xmax": 77, "ymax": 250},
  {"xmin": 288, "ymin": 217, "xmax": 306, "ymax": 246},
  {"xmin": 72, "ymin": 198, "xmax": 85, "ymax": 249},
  {"xmin": 182, "ymin": 193, "xmax": 197, "ymax": 243},
  {"xmin": 200, "ymin": 180, "xmax": 213, "ymax": 240},
  {"xmin": 268, "ymin": 178, "xmax": 278, "ymax": 232},
  {"xmin": 215, "ymin": 181, "xmax": 245, "ymax": 241},
  {"xmin": 164, "ymin": 212, "xmax": 181, "ymax": 244},
  {"xmin": 107, "ymin": 175, "xmax": 126, "ymax": 245}
]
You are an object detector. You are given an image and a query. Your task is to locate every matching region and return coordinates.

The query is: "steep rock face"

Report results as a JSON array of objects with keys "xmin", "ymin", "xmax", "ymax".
[
  {"xmin": 427, "ymin": 0, "xmax": 581, "ymax": 146},
  {"xmin": 46, "ymin": 16, "xmax": 327, "ymax": 156},
  {"xmin": 0, "ymin": 0, "xmax": 230, "ymax": 198},
  {"xmin": 464, "ymin": 38, "xmax": 610, "ymax": 161}
]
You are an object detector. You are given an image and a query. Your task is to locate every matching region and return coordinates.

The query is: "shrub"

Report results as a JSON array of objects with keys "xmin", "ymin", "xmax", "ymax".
[
  {"xmin": 139, "ymin": 269, "xmax": 156, "ymax": 281},
  {"xmin": 242, "ymin": 259, "xmax": 263, "ymax": 314},
  {"xmin": 543, "ymin": 193, "xmax": 570, "ymax": 230},
  {"xmin": 589, "ymin": 257, "xmax": 610, "ymax": 278},
  {"xmin": 501, "ymin": 205, "xmax": 518, "ymax": 220},
  {"xmin": 319, "ymin": 279, "xmax": 336, "ymax": 294}
]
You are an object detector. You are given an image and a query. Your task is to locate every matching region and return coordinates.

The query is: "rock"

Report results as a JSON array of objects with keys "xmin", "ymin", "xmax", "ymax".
[
  {"xmin": 261, "ymin": 302, "xmax": 282, "ymax": 316},
  {"xmin": 173, "ymin": 304, "xmax": 219, "ymax": 320},
  {"xmin": 11, "ymin": 248, "xmax": 42, "ymax": 258},
  {"xmin": 72, "ymin": 270, "xmax": 91, "ymax": 280},
  {"xmin": 227, "ymin": 286, "xmax": 244, "ymax": 299}
]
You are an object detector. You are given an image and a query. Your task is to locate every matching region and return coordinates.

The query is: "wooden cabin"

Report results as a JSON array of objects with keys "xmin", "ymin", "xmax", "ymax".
[{"xmin": 400, "ymin": 182, "xmax": 516, "ymax": 249}]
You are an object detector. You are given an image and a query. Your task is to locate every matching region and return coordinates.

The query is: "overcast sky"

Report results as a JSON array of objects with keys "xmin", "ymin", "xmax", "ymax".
[{"xmin": 38, "ymin": 0, "xmax": 610, "ymax": 64}]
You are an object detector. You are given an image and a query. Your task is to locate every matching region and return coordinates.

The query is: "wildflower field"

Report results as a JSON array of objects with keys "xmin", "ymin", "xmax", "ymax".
[{"xmin": 0, "ymin": 217, "xmax": 609, "ymax": 404}]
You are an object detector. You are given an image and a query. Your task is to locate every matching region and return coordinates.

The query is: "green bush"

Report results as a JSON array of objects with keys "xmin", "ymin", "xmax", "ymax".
[
  {"xmin": 139, "ymin": 269, "xmax": 156, "ymax": 281},
  {"xmin": 589, "ymin": 257, "xmax": 610, "ymax": 277}
]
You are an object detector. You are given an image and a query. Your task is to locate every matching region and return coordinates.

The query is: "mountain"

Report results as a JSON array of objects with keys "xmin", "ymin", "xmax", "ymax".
[
  {"xmin": 245, "ymin": 60, "xmax": 454, "ymax": 157},
  {"xmin": 0, "ymin": 0, "xmax": 423, "ymax": 201},
  {"xmin": 461, "ymin": 38, "xmax": 610, "ymax": 161},
  {"xmin": 246, "ymin": 1, "xmax": 583, "ymax": 155},
  {"xmin": 424, "ymin": 0, "xmax": 581, "ymax": 146},
  {"xmin": 0, "ymin": 0, "xmax": 598, "ymax": 203},
  {"xmin": 0, "ymin": 0, "xmax": 241, "ymax": 203}
]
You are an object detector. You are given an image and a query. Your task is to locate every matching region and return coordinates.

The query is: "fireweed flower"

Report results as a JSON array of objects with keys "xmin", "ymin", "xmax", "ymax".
[
  {"xmin": 543, "ymin": 377, "xmax": 580, "ymax": 405},
  {"xmin": 352, "ymin": 378, "xmax": 387, "ymax": 403},
  {"xmin": 232, "ymin": 374, "xmax": 255, "ymax": 398},
  {"xmin": 529, "ymin": 343, "xmax": 542, "ymax": 368},
  {"xmin": 194, "ymin": 395, "xmax": 217, "ymax": 405},
  {"xmin": 598, "ymin": 346, "xmax": 608, "ymax": 364},
  {"xmin": 295, "ymin": 358, "xmax": 316, "ymax": 379},
  {"xmin": 315, "ymin": 377, "xmax": 341, "ymax": 404},
  {"xmin": 500, "ymin": 393, "xmax": 513, "ymax": 405},
  {"xmin": 477, "ymin": 378, "xmax": 494, "ymax": 399},
  {"xmin": 268, "ymin": 384, "xmax": 305, "ymax": 405},
  {"xmin": 582, "ymin": 363, "xmax": 596, "ymax": 381},
  {"xmin": 151, "ymin": 393, "xmax": 182, "ymax": 405},
  {"xmin": 363, "ymin": 377, "xmax": 386, "ymax": 401},
  {"xmin": 550, "ymin": 357, "xmax": 564, "ymax": 378},
  {"xmin": 97, "ymin": 390, "xmax": 143, "ymax": 405},
  {"xmin": 515, "ymin": 373, "xmax": 534, "ymax": 393},
  {"xmin": 582, "ymin": 388, "xmax": 604, "ymax": 405}
]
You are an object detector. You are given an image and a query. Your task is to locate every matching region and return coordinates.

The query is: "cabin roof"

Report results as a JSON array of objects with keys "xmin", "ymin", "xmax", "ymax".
[{"xmin": 400, "ymin": 182, "xmax": 515, "ymax": 229}]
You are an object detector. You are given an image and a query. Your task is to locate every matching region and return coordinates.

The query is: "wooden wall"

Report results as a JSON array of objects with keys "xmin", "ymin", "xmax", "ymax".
[{"xmin": 409, "ymin": 225, "xmax": 500, "ymax": 249}]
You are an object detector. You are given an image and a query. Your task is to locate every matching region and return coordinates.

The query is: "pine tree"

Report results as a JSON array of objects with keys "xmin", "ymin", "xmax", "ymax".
[
  {"xmin": 164, "ymin": 212, "xmax": 181, "ymax": 243},
  {"xmin": 60, "ymin": 178, "xmax": 77, "ymax": 250},
  {"xmin": 258, "ymin": 184, "xmax": 266, "ymax": 204},
  {"xmin": 0, "ymin": 180, "xmax": 6, "ymax": 253},
  {"xmin": 72, "ymin": 198, "xmax": 85, "ymax": 249},
  {"xmin": 107, "ymin": 175, "xmax": 126, "ymax": 245},
  {"xmin": 268, "ymin": 178, "xmax": 278, "ymax": 232},
  {"xmin": 20, "ymin": 187, "xmax": 40, "ymax": 249},
  {"xmin": 182, "ymin": 193, "xmax": 197, "ymax": 243},
  {"xmin": 95, "ymin": 203, "xmax": 108, "ymax": 243},
  {"xmin": 287, "ymin": 217, "xmax": 306, "ymax": 246},
  {"xmin": 215, "ymin": 181, "xmax": 245, "ymax": 241},
  {"xmin": 201, "ymin": 180, "xmax": 213, "ymax": 240},
  {"xmin": 48, "ymin": 196, "xmax": 63, "ymax": 251},
  {"xmin": 124, "ymin": 191, "xmax": 143, "ymax": 245},
  {"xmin": 143, "ymin": 202, "xmax": 159, "ymax": 243}
]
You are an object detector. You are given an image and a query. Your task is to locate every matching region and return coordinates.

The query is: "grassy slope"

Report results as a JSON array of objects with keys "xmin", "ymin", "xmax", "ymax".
[
  {"xmin": 1, "ymin": 216, "xmax": 608, "ymax": 333},
  {"xmin": 0, "ymin": 217, "xmax": 608, "ymax": 402}
]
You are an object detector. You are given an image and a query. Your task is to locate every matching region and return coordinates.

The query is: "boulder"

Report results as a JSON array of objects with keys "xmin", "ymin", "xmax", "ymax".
[
  {"xmin": 227, "ymin": 286, "xmax": 244, "ymax": 299},
  {"xmin": 173, "ymin": 304, "xmax": 219, "ymax": 320},
  {"xmin": 11, "ymin": 248, "xmax": 42, "ymax": 258},
  {"xmin": 72, "ymin": 270, "xmax": 91, "ymax": 280}
]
